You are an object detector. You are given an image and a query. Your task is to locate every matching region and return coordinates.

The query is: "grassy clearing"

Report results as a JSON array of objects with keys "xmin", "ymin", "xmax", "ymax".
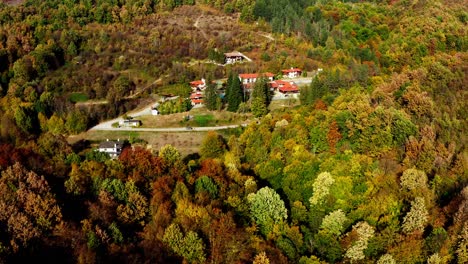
[
  {"xmin": 69, "ymin": 92, "xmax": 89, "ymax": 103},
  {"xmin": 138, "ymin": 107, "xmax": 252, "ymax": 128},
  {"xmin": 68, "ymin": 130, "xmax": 207, "ymax": 157},
  {"xmin": 155, "ymin": 83, "xmax": 191, "ymax": 97},
  {"xmin": 269, "ymin": 98, "xmax": 300, "ymax": 111},
  {"xmin": 194, "ymin": 114, "xmax": 214, "ymax": 127}
]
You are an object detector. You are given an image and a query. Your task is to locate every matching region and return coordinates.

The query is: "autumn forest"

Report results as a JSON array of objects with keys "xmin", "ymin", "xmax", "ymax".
[{"xmin": 0, "ymin": 0, "xmax": 467, "ymax": 263}]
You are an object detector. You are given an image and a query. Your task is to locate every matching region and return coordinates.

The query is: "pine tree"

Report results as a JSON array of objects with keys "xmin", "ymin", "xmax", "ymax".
[
  {"xmin": 251, "ymin": 76, "xmax": 270, "ymax": 117},
  {"xmin": 204, "ymin": 79, "xmax": 218, "ymax": 111},
  {"xmin": 227, "ymin": 73, "xmax": 243, "ymax": 112}
]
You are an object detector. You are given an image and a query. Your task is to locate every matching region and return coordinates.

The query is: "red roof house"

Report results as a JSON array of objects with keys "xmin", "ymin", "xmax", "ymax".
[
  {"xmin": 189, "ymin": 79, "xmax": 206, "ymax": 91},
  {"xmin": 281, "ymin": 68, "xmax": 302, "ymax": 78},
  {"xmin": 238, "ymin": 72, "xmax": 275, "ymax": 84}
]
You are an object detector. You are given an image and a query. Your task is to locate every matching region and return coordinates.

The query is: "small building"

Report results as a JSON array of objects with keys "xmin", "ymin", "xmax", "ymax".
[
  {"xmin": 119, "ymin": 119, "xmax": 141, "ymax": 127},
  {"xmin": 238, "ymin": 72, "xmax": 275, "ymax": 84},
  {"xmin": 151, "ymin": 108, "xmax": 159, "ymax": 115},
  {"xmin": 224, "ymin": 51, "xmax": 245, "ymax": 64},
  {"xmin": 190, "ymin": 92, "xmax": 204, "ymax": 106},
  {"xmin": 269, "ymin": 80, "xmax": 299, "ymax": 94},
  {"xmin": 98, "ymin": 139, "xmax": 123, "ymax": 158},
  {"xmin": 189, "ymin": 78, "xmax": 206, "ymax": 91},
  {"xmin": 282, "ymin": 68, "xmax": 302, "ymax": 78}
]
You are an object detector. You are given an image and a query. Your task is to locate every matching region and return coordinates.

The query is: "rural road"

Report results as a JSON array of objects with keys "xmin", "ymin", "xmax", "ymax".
[{"xmin": 89, "ymin": 97, "xmax": 248, "ymax": 132}]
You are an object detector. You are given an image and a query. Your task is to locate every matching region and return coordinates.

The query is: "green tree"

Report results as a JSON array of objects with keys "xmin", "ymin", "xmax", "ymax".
[
  {"xmin": 159, "ymin": 144, "xmax": 181, "ymax": 167},
  {"xmin": 204, "ymin": 79, "xmax": 218, "ymax": 111},
  {"xmin": 226, "ymin": 72, "xmax": 243, "ymax": 112},
  {"xmin": 14, "ymin": 106, "xmax": 38, "ymax": 134},
  {"xmin": 65, "ymin": 110, "xmax": 88, "ymax": 134},
  {"xmin": 200, "ymin": 131, "xmax": 226, "ymax": 159},
  {"xmin": 195, "ymin": 176, "xmax": 218, "ymax": 199},
  {"xmin": 250, "ymin": 76, "xmax": 271, "ymax": 117},
  {"xmin": 251, "ymin": 97, "xmax": 268, "ymax": 117},
  {"xmin": 163, "ymin": 223, "xmax": 206, "ymax": 263},
  {"xmin": 320, "ymin": 209, "xmax": 348, "ymax": 235},
  {"xmin": 247, "ymin": 187, "xmax": 288, "ymax": 236}
]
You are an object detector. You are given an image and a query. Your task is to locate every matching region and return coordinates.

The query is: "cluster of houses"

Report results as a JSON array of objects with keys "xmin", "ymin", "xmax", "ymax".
[{"xmin": 189, "ymin": 60, "xmax": 302, "ymax": 106}]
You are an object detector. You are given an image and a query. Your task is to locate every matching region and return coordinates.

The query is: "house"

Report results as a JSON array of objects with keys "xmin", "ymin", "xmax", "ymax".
[
  {"xmin": 98, "ymin": 139, "xmax": 123, "ymax": 158},
  {"xmin": 190, "ymin": 92, "xmax": 204, "ymax": 106},
  {"xmin": 282, "ymin": 68, "xmax": 302, "ymax": 78},
  {"xmin": 151, "ymin": 108, "xmax": 159, "ymax": 115},
  {"xmin": 189, "ymin": 78, "xmax": 206, "ymax": 91},
  {"xmin": 269, "ymin": 80, "xmax": 299, "ymax": 94},
  {"xmin": 119, "ymin": 119, "xmax": 141, "ymax": 127},
  {"xmin": 238, "ymin": 72, "xmax": 275, "ymax": 84},
  {"xmin": 224, "ymin": 51, "xmax": 245, "ymax": 64}
]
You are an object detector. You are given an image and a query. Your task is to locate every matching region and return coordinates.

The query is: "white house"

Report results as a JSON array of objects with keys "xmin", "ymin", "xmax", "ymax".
[
  {"xmin": 98, "ymin": 139, "xmax": 123, "ymax": 158},
  {"xmin": 189, "ymin": 78, "xmax": 206, "ymax": 91},
  {"xmin": 238, "ymin": 72, "xmax": 275, "ymax": 84},
  {"xmin": 224, "ymin": 51, "xmax": 245, "ymax": 64},
  {"xmin": 281, "ymin": 68, "xmax": 302, "ymax": 78}
]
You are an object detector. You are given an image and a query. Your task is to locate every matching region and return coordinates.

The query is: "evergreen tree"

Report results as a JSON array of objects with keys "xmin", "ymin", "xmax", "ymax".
[
  {"xmin": 251, "ymin": 76, "xmax": 270, "ymax": 117},
  {"xmin": 227, "ymin": 73, "xmax": 243, "ymax": 112},
  {"xmin": 204, "ymin": 79, "xmax": 218, "ymax": 111}
]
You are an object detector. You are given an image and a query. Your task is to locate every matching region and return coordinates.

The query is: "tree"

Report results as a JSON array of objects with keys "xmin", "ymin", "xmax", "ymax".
[
  {"xmin": 456, "ymin": 224, "xmax": 468, "ymax": 264},
  {"xmin": 345, "ymin": 221, "xmax": 375, "ymax": 262},
  {"xmin": 253, "ymin": 252, "xmax": 270, "ymax": 264},
  {"xmin": 0, "ymin": 163, "xmax": 62, "ymax": 251},
  {"xmin": 204, "ymin": 79, "xmax": 218, "ymax": 111},
  {"xmin": 159, "ymin": 144, "xmax": 181, "ymax": 167},
  {"xmin": 251, "ymin": 97, "xmax": 268, "ymax": 117},
  {"xmin": 226, "ymin": 72, "xmax": 243, "ymax": 112},
  {"xmin": 327, "ymin": 120, "xmax": 342, "ymax": 154},
  {"xmin": 250, "ymin": 76, "xmax": 271, "ymax": 117},
  {"xmin": 400, "ymin": 168, "xmax": 428, "ymax": 192},
  {"xmin": 377, "ymin": 254, "xmax": 396, "ymax": 264},
  {"xmin": 309, "ymin": 172, "xmax": 335, "ymax": 206},
  {"xmin": 65, "ymin": 110, "xmax": 88, "ymax": 134},
  {"xmin": 12, "ymin": 57, "xmax": 34, "ymax": 84},
  {"xmin": 320, "ymin": 209, "xmax": 347, "ymax": 235},
  {"xmin": 402, "ymin": 196, "xmax": 428, "ymax": 234},
  {"xmin": 14, "ymin": 106, "xmax": 37, "ymax": 134},
  {"xmin": 200, "ymin": 131, "xmax": 226, "ymax": 159},
  {"xmin": 247, "ymin": 187, "xmax": 288, "ymax": 236},
  {"xmin": 163, "ymin": 223, "xmax": 206, "ymax": 263}
]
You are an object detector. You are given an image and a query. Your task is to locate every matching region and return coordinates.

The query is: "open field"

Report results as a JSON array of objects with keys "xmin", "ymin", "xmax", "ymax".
[
  {"xmin": 68, "ymin": 130, "xmax": 208, "ymax": 157},
  {"xmin": 138, "ymin": 107, "xmax": 251, "ymax": 128}
]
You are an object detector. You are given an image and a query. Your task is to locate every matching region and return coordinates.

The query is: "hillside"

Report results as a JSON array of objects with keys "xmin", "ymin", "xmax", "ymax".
[{"xmin": 0, "ymin": 0, "xmax": 467, "ymax": 263}]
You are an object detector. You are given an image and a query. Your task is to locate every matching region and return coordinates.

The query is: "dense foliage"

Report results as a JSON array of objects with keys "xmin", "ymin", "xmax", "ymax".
[{"xmin": 0, "ymin": 0, "xmax": 466, "ymax": 263}]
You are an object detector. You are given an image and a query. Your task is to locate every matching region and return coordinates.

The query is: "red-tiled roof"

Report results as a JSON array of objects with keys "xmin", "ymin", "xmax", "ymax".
[
  {"xmin": 239, "ymin": 72, "xmax": 275, "ymax": 79},
  {"xmin": 279, "ymin": 84, "xmax": 299, "ymax": 93},
  {"xmin": 190, "ymin": 80, "xmax": 204, "ymax": 86},
  {"xmin": 282, "ymin": 68, "xmax": 302, "ymax": 73},
  {"xmin": 191, "ymin": 99, "xmax": 204, "ymax": 104}
]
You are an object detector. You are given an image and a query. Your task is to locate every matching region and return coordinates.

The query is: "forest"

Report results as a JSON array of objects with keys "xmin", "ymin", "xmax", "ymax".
[{"xmin": 0, "ymin": 0, "xmax": 467, "ymax": 263}]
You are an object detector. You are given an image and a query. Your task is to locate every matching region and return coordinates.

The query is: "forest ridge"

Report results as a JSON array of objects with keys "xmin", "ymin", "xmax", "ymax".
[{"xmin": 0, "ymin": 0, "xmax": 467, "ymax": 263}]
